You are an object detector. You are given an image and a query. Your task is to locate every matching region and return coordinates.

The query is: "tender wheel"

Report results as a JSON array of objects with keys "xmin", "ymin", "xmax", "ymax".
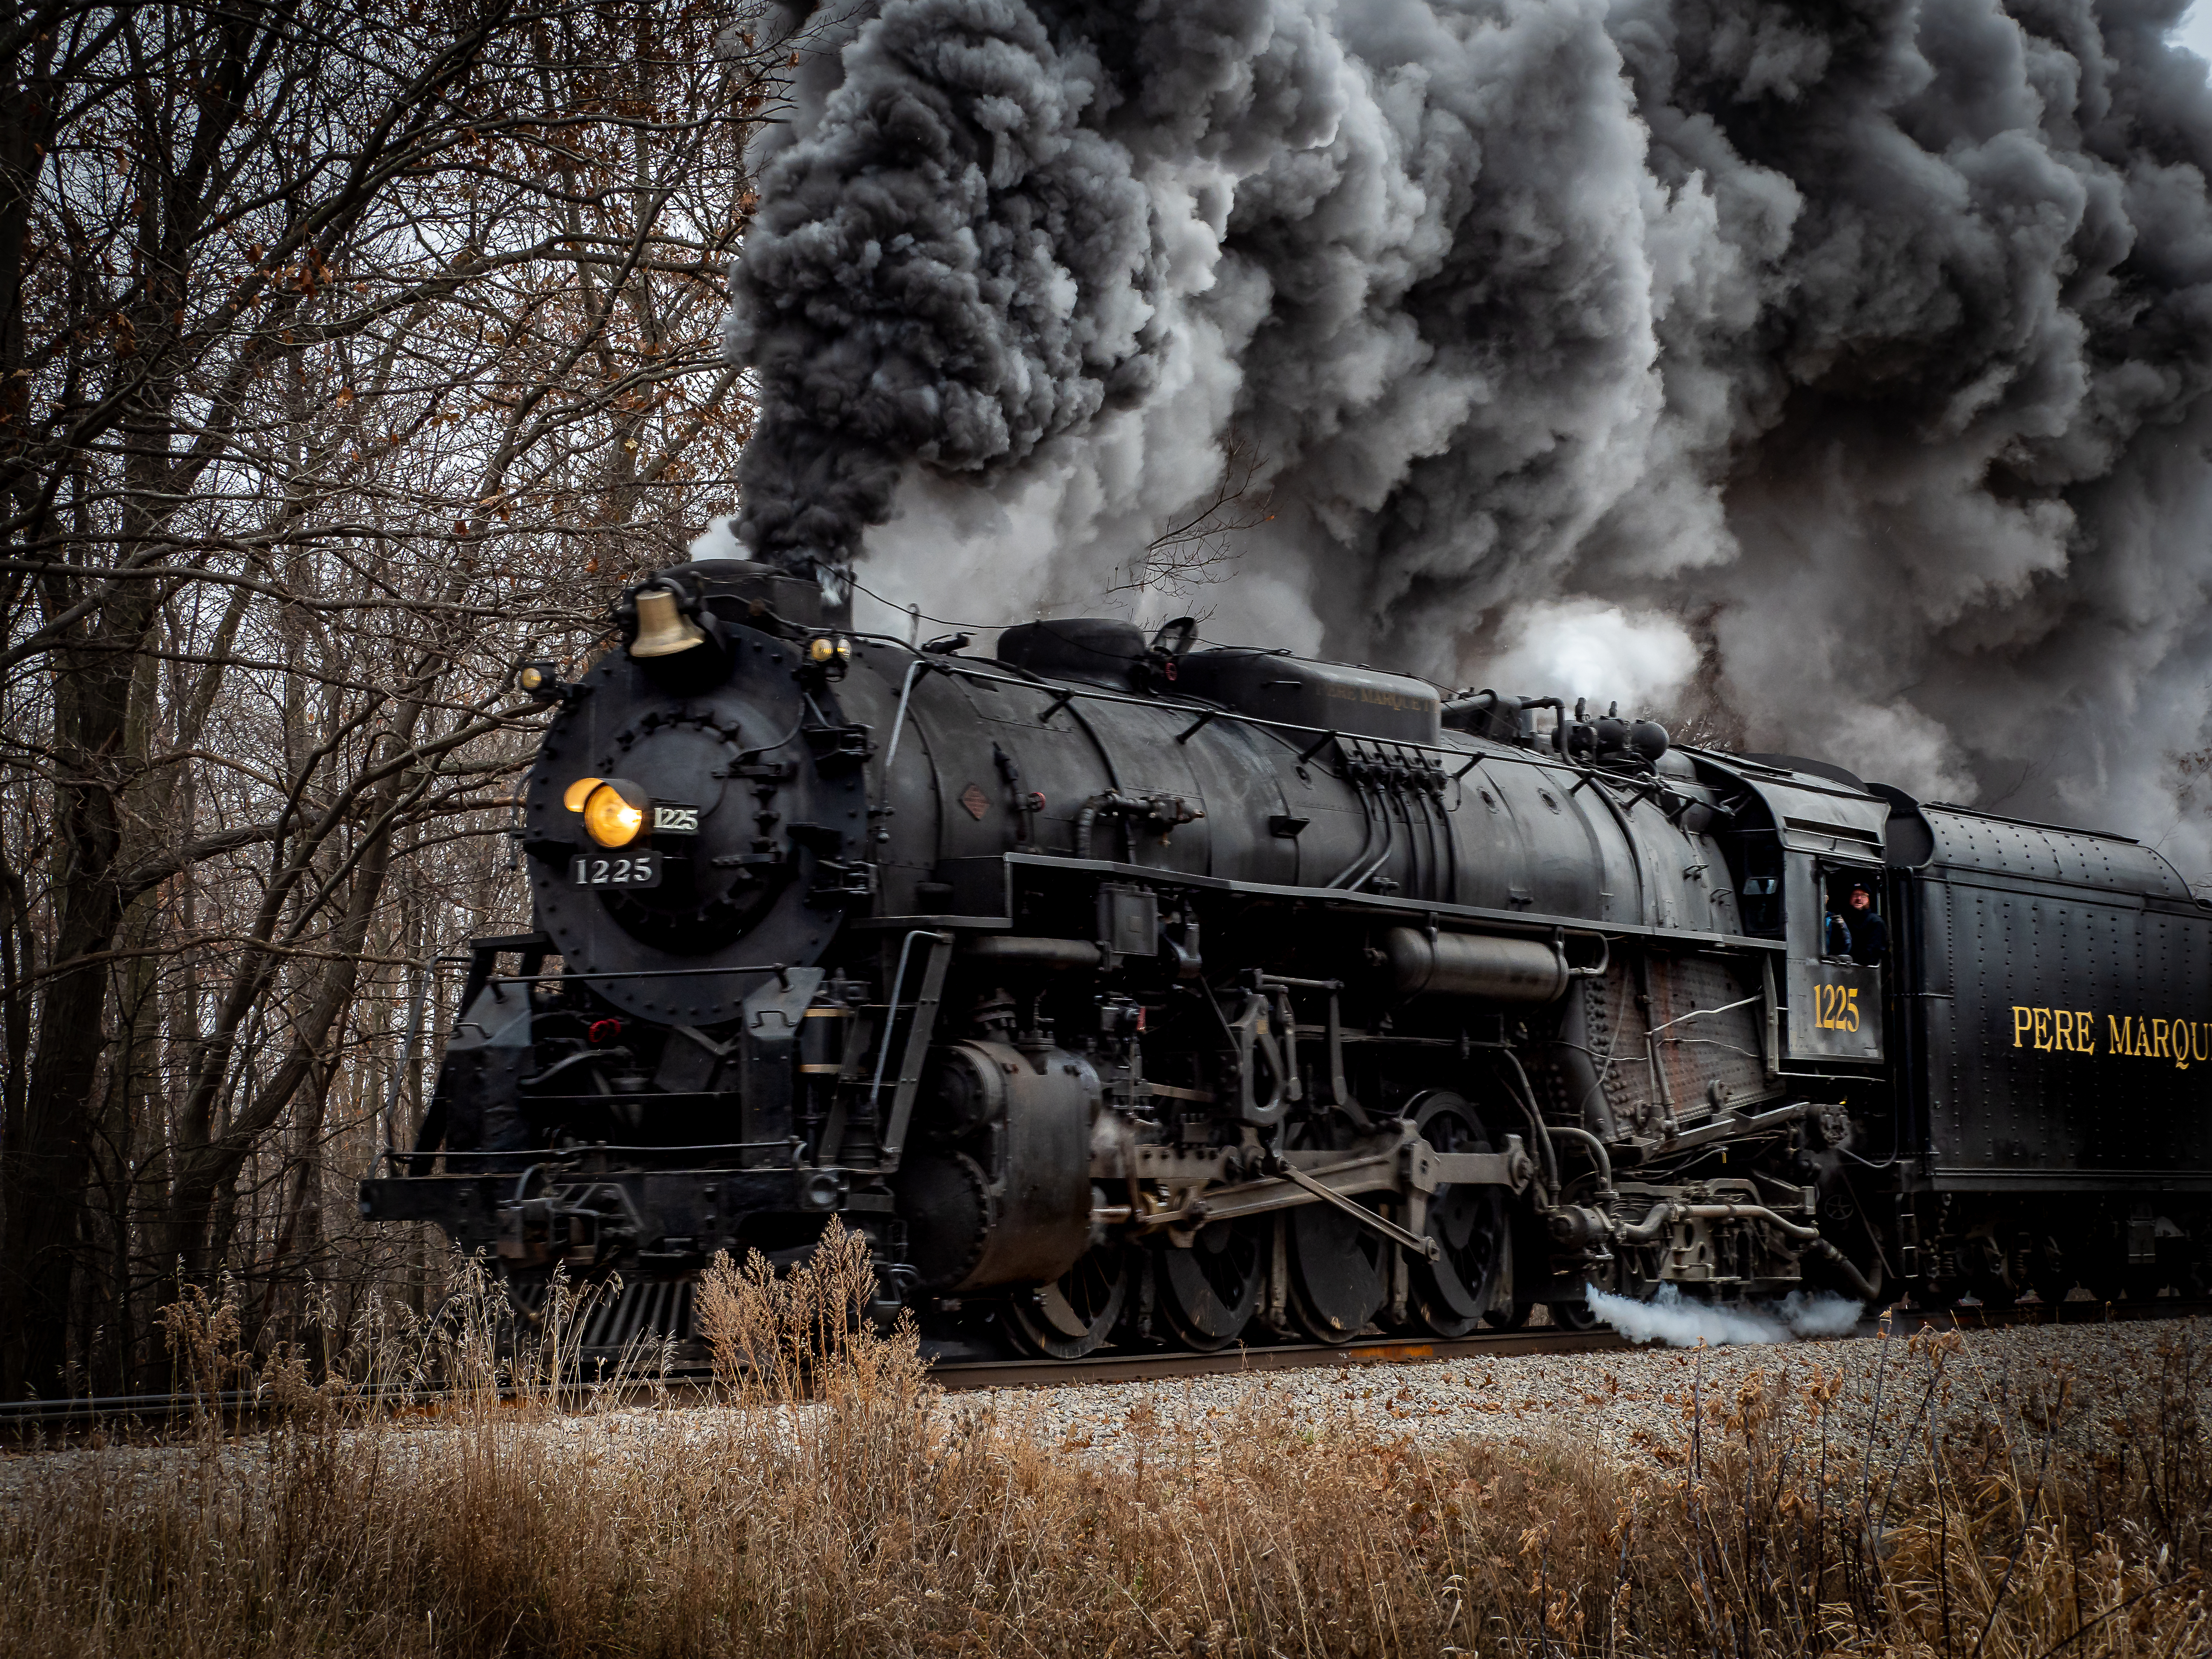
[
  {"xmin": 2026, "ymin": 1235, "xmax": 2073, "ymax": 1306},
  {"xmin": 1157, "ymin": 1220, "xmax": 1265, "ymax": 1351},
  {"xmin": 1970, "ymin": 1279, "xmax": 2018, "ymax": 1312},
  {"xmin": 1286, "ymin": 1199, "xmax": 1390, "ymax": 1344},
  {"xmin": 1405, "ymin": 1091, "xmax": 1511, "ymax": 1338},
  {"xmin": 1962, "ymin": 1232, "xmax": 2018, "ymax": 1311},
  {"xmin": 1006, "ymin": 1247, "xmax": 1132, "ymax": 1359},
  {"xmin": 2083, "ymin": 1250, "xmax": 2128, "ymax": 1304}
]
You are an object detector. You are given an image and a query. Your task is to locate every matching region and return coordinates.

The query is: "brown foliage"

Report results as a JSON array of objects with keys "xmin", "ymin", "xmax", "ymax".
[{"xmin": 4, "ymin": 1243, "xmax": 2208, "ymax": 1657}]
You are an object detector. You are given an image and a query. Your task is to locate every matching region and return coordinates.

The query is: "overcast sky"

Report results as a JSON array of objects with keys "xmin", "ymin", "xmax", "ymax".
[{"xmin": 2180, "ymin": 7, "xmax": 2212, "ymax": 68}]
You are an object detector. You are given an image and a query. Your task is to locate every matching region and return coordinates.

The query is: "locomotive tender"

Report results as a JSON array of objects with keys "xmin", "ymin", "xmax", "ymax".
[{"xmin": 361, "ymin": 559, "xmax": 2212, "ymax": 1354}]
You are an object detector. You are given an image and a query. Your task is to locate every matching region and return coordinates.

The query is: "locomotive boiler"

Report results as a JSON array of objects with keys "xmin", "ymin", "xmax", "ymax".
[{"xmin": 359, "ymin": 558, "xmax": 2211, "ymax": 1355}]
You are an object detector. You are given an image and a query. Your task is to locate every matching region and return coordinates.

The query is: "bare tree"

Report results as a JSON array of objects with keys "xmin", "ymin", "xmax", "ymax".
[
  {"xmin": 0, "ymin": 0, "xmax": 791, "ymax": 1396},
  {"xmin": 1112, "ymin": 428, "xmax": 1273, "ymax": 605}
]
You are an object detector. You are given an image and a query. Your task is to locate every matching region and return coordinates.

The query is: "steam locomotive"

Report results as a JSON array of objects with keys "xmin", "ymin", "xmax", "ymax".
[{"xmin": 360, "ymin": 558, "xmax": 2212, "ymax": 1355}]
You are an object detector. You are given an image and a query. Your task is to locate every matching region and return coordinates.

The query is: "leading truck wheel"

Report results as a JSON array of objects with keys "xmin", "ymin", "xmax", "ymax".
[
  {"xmin": 1405, "ymin": 1091, "xmax": 1511, "ymax": 1339},
  {"xmin": 1006, "ymin": 1247, "xmax": 1132, "ymax": 1360},
  {"xmin": 1157, "ymin": 1220, "xmax": 1265, "ymax": 1351}
]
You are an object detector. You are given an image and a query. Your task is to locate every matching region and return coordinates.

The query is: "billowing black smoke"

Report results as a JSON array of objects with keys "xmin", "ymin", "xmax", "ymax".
[
  {"xmin": 726, "ymin": 0, "xmax": 2212, "ymax": 877},
  {"xmin": 725, "ymin": 0, "xmax": 1159, "ymax": 569}
]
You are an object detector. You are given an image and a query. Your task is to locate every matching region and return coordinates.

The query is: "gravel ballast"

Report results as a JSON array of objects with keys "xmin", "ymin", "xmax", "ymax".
[
  {"xmin": 954, "ymin": 1314, "xmax": 2212, "ymax": 1471},
  {"xmin": 3, "ymin": 1313, "xmax": 2203, "ymax": 1499}
]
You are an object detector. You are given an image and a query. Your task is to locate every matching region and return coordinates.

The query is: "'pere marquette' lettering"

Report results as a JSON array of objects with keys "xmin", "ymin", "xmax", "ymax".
[{"xmin": 2010, "ymin": 1006, "xmax": 2212, "ymax": 1068}]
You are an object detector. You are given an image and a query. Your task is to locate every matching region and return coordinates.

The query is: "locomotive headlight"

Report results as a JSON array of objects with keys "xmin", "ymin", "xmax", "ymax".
[
  {"xmin": 580, "ymin": 779, "xmax": 649, "ymax": 847},
  {"xmin": 562, "ymin": 776, "xmax": 602, "ymax": 813}
]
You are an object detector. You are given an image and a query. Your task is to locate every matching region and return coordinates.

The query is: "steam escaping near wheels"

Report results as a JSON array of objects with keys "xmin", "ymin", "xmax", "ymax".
[{"xmin": 1585, "ymin": 1284, "xmax": 1863, "ymax": 1348}]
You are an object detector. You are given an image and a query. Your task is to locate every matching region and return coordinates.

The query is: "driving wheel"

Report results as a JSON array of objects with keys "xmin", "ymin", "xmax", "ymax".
[
  {"xmin": 1157, "ymin": 1220, "xmax": 1265, "ymax": 1351},
  {"xmin": 1483, "ymin": 1298, "xmax": 1532, "ymax": 1330},
  {"xmin": 1287, "ymin": 1196, "xmax": 1391, "ymax": 1343},
  {"xmin": 1006, "ymin": 1246, "xmax": 1132, "ymax": 1359},
  {"xmin": 1405, "ymin": 1090, "xmax": 1511, "ymax": 1337},
  {"xmin": 1549, "ymin": 1296, "xmax": 1603, "ymax": 1332}
]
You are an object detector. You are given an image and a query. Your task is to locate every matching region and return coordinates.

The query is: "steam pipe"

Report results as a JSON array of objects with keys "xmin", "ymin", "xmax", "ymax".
[
  {"xmin": 1440, "ymin": 690, "xmax": 1502, "ymax": 731},
  {"xmin": 1075, "ymin": 792, "xmax": 1165, "ymax": 862},
  {"xmin": 961, "ymin": 936, "xmax": 1108, "ymax": 971},
  {"xmin": 1403, "ymin": 777, "xmax": 1434, "ymax": 901},
  {"xmin": 1370, "ymin": 780, "xmax": 1403, "ymax": 892},
  {"xmin": 1385, "ymin": 777, "xmax": 1416, "ymax": 897},
  {"xmin": 1810, "ymin": 1237, "xmax": 1882, "ymax": 1301},
  {"xmin": 518, "ymin": 1047, "xmax": 632, "ymax": 1090},
  {"xmin": 1339, "ymin": 777, "xmax": 1398, "ymax": 892},
  {"xmin": 1323, "ymin": 773, "xmax": 1382, "ymax": 889},
  {"xmin": 1674, "ymin": 1201, "xmax": 1822, "ymax": 1241},
  {"xmin": 1383, "ymin": 927, "xmax": 1572, "ymax": 1002},
  {"xmin": 1492, "ymin": 1047, "xmax": 1560, "ymax": 1198},
  {"xmin": 1414, "ymin": 780, "xmax": 1447, "ymax": 904},
  {"xmin": 1388, "ymin": 773, "xmax": 1423, "ymax": 900},
  {"xmin": 1611, "ymin": 1201, "xmax": 1881, "ymax": 1301},
  {"xmin": 1439, "ymin": 768, "xmax": 1461, "ymax": 906},
  {"xmin": 1517, "ymin": 695, "xmax": 1564, "ymax": 747},
  {"xmin": 1615, "ymin": 1202, "xmax": 1675, "ymax": 1246},
  {"xmin": 880, "ymin": 655, "xmax": 931, "ymax": 774},
  {"xmin": 1544, "ymin": 1122, "xmax": 1615, "ymax": 1196}
]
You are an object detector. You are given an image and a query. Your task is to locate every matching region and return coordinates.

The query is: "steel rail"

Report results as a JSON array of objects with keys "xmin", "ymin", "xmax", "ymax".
[{"xmin": 4, "ymin": 1297, "xmax": 2205, "ymax": 1434}]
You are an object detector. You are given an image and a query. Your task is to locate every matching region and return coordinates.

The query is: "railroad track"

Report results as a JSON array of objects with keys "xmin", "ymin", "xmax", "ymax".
[
  {"xmin": 5, "ymin": 1295, "xmax": 2205, "ymax": 1435},
  {"xmin": 933, "ymin": 1293, "xmax": 2211, "ymax": 1391}
]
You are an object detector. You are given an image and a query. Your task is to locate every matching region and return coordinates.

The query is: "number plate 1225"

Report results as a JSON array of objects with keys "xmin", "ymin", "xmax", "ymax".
[{"xmin": 570, "ymin": 853, "xmax": 658, "ymax": 889}]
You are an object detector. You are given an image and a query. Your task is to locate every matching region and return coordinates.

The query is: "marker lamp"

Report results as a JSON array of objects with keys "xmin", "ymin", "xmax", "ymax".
[
  {"xmin": 807, "ymin": 634, "xmax": 852, "ymax": 664},
  {"xmin": 516, "ymin": 659, "xmax": 564, "ymax": 702},
  {"xmin": 562, "ymin": 776, "xmax": 602, "ymax": 813}
]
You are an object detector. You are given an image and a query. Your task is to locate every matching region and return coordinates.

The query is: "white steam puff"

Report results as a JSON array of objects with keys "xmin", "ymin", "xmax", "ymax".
[
  {"xmin": 1586, "ymin": 1283, "xmax": 1864, "ymax": 1348},
  {"xmin": 1480, "ymin": 598, "xmax": 1700, "ymax": 710},
  {"xmin": 727, "ymin": 2, "xmax": 2212, "ymax": 876}
]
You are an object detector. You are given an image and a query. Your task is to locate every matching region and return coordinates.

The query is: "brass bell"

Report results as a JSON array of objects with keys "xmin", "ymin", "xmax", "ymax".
[{"xmin": 629, "ymin": 585, "xmax": 708, "ymax": 658}]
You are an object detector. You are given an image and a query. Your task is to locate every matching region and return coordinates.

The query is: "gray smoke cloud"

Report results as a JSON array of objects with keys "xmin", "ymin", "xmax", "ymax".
[{"xmin": 724, "ymin": 0, "xmax": 2212, "ymax": 877}]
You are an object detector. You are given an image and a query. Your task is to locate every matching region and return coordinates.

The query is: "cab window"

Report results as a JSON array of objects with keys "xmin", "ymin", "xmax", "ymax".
[{"xmin": 1820, "ymin": 867, "xmax": 1882, "ymax": 965}]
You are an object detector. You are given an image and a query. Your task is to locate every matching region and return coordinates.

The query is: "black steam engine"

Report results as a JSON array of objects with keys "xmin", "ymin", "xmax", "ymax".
[{"xmin": 360, "ymin": 559, "xmax": 2212, "ymax": 1354}]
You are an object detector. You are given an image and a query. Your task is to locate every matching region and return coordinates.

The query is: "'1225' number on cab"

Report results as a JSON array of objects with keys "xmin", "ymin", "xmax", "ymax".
[{"xmin": 1813, "ymin": 981, "xmax": 1860, "ymax": 1031}]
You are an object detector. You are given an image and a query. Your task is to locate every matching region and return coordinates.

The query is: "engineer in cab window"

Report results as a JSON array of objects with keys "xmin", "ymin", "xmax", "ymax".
[{"xmin": 1844, "ymin": 881, "xmax": 1887, "ymax": 966}]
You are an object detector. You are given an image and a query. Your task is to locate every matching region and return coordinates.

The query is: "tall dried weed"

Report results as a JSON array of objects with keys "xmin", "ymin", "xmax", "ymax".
[{"xmin": 5, "ymin": 1248, "xmax": 2207, "ymax": 1658}]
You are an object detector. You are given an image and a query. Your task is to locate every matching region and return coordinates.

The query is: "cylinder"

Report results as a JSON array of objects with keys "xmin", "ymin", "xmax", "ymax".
[
  {"xmin": 1382, "ymin": 927, "xmax": 1571, "ymax": 1002},
  {"xmin": 961, "ymin": 935, "xmax": 1106, "ymax": 970}
]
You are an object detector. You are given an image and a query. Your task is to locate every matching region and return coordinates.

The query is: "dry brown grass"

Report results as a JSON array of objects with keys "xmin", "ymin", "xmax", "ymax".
[{"xmin": 4, "ymin": 1230, "xmax": 2208, "ymax": 1657}]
